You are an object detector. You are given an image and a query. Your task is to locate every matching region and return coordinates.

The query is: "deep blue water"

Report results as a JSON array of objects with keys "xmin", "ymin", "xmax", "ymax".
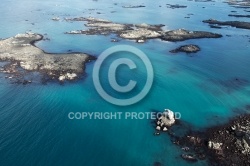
[{"xmin": 0, "ymin": 0, "xmax": 250, "ymax": 165}]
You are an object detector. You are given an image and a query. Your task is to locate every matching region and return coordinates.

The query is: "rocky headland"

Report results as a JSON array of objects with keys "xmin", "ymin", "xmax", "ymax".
[
  {"xmin": 0, "ymin": 33, "xmax": 95, "ymax": 83},
  {"xmin": 64, "ymin": 17, "xmax": 222, "ymax": 43},
  {"xmin": 203, "ymin": 19, "xmax": 250, "ymax": 30}
]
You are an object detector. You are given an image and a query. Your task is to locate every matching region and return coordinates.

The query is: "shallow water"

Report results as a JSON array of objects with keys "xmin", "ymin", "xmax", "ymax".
[{"xmin": 0, "ymin": 0, "xmax": 250, "ymax": 165}]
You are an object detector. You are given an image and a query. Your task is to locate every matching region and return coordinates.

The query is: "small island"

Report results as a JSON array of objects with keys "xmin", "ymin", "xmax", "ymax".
[
  {"xmin": 166, "ymin": 4, "xmax": 187, "ymax": 9},
  {"xmin": 64, "ymin": 17, "xmax": 222, "ymax": 43},
  {"xmin": 170, "ymin": 44, "xmax": 200, "ymax": 53},
  {"xmin": 0, "ymin": 33, "xmax": 95, "ymax": 83},
  {"xmin": 228, "ymin": 14, "xmax": 250, "ymax": 18},
  {"xmin": 203, "ymin": 19, "xmax": 250, "ymax": 30},
  {"xmin": 225, "ymin": 0, "xmax": 250, "ymax": 8},
  {"xmin": 160, "ymin": 29, "xmax": 222, "ymax": 41}
]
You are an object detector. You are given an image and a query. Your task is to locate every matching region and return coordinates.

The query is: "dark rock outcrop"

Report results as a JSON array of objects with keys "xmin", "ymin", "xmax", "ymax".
[
  {"xmin": 170, "ymin": 44, "xmax": 200, "ymax": 53},
  {"xmin": 166, "ymin": 4, "xmax": 187, "ymax": 9},
  {"xmin": 228, "ymin": 14, "xmax": 250, "ymax": 18},
  {"xmin": 203, "ymin": 19, "xmax": 250, "ymax": 30},
  {"xmin": 173, "ymin": 114, "xmax": 250, "ymax": 165}
]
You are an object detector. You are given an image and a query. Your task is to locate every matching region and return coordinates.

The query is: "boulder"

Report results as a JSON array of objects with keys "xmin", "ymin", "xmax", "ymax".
[
  {"xmin": 156, "ymin": 126, "xmax": 161, "ymax": 131},
  {"xmin": 66, "ymin": 73, "xmax": 77, "ymax": 80},
  {"xmin": 158, "ymin": 109, "xmax": 175, "ymax": 127},
  {"xmin": 59, "ymin": 75, "xmax": 66, "ymax": 81},
  {"xmin": 163, "ymin": 127, "xmax": 168, "ymax": 131},
  {"xmin": 208, "ymin": 141, "xmax": 223, "ymax": 150},
  {"xmin": 181, "ymin": 154, "xmax": 197, "ymax": 162}
]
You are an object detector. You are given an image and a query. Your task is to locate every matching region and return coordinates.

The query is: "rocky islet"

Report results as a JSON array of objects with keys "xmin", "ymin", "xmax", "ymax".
[
  {"xmin": 0, "ymin": 33, "xmax": 95, "ymax": 83},
  {"xmin": 64, "ymin": 17, "xmax": 222, "ymax": 43}
]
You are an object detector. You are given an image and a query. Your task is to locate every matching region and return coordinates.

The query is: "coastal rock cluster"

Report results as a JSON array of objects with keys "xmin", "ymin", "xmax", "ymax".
[
  {"xmin": 172, "ymin": 114, "xmax": 250, "ymax": 165},
  {"xmin": 0, "ymin": 33, "xmax": 95, "ymax": 83},
  {"xmin": 64, "ymin": 17, "xmax": 222, "ymax": 43},
  {"xmin": 65, "ymin": 17, "xmax": 165, "ymax": 43},
  {"xmin": 155, "ymin": 109, "xmax": 176, "ymax": 134}
]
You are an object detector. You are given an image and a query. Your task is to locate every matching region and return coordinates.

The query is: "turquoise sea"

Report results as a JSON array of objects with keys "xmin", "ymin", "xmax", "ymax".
[{"xmin": 0, "ymin": 0, "xmax": 250, "ymax": 165}]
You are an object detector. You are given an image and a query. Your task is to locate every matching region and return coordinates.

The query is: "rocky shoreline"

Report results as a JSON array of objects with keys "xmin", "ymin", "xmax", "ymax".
[
  {"xmin": 0, "ymin": 33, "xmax": 96, "ymax": 83},
  {"xmin": 64, "ymin": 17, "xmax": 222, "ymax": 43},
  {"xmin": 167, "ymin": 113, "xmax": 250, "ymax": 165}
]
